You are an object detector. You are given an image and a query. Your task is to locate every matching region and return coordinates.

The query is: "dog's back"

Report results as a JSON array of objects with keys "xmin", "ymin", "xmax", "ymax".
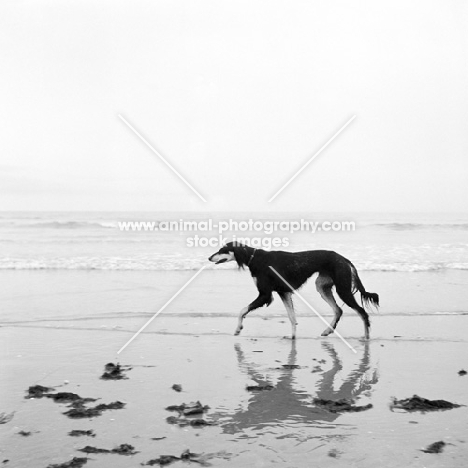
[{"xmin": 250, "ymin": 249, "xmax": 349, "ymax": 292}]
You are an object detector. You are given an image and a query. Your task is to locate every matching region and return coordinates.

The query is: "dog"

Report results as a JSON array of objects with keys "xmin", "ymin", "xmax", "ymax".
[{"xmin": 208, "ymin": 242, "xmax": 379, "ymax": 340}]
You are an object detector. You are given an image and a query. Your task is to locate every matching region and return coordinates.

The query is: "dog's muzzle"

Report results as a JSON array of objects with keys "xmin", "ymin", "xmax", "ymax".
[{"xmin": 208, "ymin": 253, "xmax": 229, "ymax": 264}]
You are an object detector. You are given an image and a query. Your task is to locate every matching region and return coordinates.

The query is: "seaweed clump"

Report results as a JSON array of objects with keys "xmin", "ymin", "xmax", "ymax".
[
  {"xmin": 68, "ymin": 430, "xmax": 95, "ymax": 437},
  {"xmin": 25, "ymin": 385, "xmax": 54, "ymax": 399},
  {"xmin": 165, "ymin": 401, "xmax": 212, "ymax": 428},
  {"xmin": 142, "ymin": 449, "xmax": 232, "ymax": 466},
  {"xmin": 313, "ymin": 398, "xmax": 373, "ymax": 413},
  {"xmin": 391, "ymin": 395, "xmax": 462, "ymax": 412},
  {"xmin": 421, "ymin": 441, "xmax": 446, "ymax": 454},
  {"xmin": 165, "ymin": 401, "xmax": 209, "ymax": 416},
  {"xmin": 25, "ymin": 386, "xmax": 97, "ymax": 408},
  {"xmin": 47, "ymin": 457, "xmax": 88, "ymax": 468},
  {"xmin": 100, "ymin": 363, "xmax": 132, "ymax": 380},
  {"xmin": 78, "ymin": 444, "xmax": 137, "ymax": 455},
  {"xmin": 246, "ymin": 384, "xmax": 274, "ymax": 392},
  {"xmin": 64, "ymin": 401, "xmax": 125, "ymax": 419}
]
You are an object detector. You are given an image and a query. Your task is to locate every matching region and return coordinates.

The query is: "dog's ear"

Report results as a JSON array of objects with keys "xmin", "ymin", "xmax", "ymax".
[{"xmin": 232, "ymin": 245, "xmax": 249, "ymax": 269}]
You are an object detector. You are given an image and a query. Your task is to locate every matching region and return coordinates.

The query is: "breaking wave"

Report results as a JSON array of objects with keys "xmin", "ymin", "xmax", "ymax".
[
  {"xmin": 19, "ymin": 220, "xmax": 118, "ymax": 229},
  {"xmin": 1, "ymin": 257, "xmax": 468, "ymax": 272}
]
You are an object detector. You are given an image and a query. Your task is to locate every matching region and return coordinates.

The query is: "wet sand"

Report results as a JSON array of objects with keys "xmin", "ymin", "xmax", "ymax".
[
  {"xmin": 1, "ymin": 270, "xmax": 468, "ymax": 467},
  {"xmin": 1, "ymin": 317, "xmax": 467, "ymax": 467}
]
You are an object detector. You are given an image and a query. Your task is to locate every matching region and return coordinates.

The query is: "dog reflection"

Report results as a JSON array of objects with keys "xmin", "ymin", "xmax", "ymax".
[{"xmin": 217, "ymin": 341, "xmax": 378, "ymax": 434}]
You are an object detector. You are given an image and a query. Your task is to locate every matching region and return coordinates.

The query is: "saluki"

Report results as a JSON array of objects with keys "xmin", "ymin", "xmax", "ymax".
[{"xmin": 208, "ymin": 242, "xmax": 379, "ymax": 340}]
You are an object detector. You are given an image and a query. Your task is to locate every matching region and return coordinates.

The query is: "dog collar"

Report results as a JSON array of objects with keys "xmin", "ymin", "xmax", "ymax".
[{"xmin": 247, "ymin": 249, "xmax": 257, "ymax": 266}]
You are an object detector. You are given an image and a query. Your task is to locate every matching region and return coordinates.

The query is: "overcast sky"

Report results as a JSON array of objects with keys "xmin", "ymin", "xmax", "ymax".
[{"xmin": 1, "ymin": 0, "xmax": 467, "ymax": 212}]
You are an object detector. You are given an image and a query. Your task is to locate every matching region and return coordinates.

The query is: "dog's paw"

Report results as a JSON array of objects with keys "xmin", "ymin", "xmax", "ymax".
[{"xmin": 321, "ymin": 328, "xmax": 334, "ymax": 337}]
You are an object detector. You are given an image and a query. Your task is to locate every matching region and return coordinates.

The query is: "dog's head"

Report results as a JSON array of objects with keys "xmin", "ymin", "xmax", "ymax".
[{"xmin": 208, "ymin": 242, "xmax": 252, "ymax": 268}]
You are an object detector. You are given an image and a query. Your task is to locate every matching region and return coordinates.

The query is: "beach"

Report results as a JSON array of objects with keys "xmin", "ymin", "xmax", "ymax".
[
  {"xmin": 1, "ymin": 269, "xmax": 468, "ymax": 468},
  {"xmin": 3, "ymin": 0, "xmax": 468, "ymax": 464},
  {"xmin": 1, "ymin": 212, "xmax": 468, "ymax": 466}
]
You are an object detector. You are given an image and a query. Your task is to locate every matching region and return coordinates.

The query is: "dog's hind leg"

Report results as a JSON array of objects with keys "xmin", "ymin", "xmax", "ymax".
[
  {"xmin": 278, "ymin": 292, "xmax": 297, "ymax": 339},
  {"xmin": 315, "ymin": 274, "xmax": 343, "ymax": 337},
  {"xmin": 335, "ymin": 286, "xmax": 370, "ymax": 340}
]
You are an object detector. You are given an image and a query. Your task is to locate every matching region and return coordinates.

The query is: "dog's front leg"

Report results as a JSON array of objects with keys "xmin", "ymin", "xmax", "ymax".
[
  {"xmin": 234, "ymin": 292, "xmax": 273, "ymax": 336},
  {"xmin": 234, "ymin": 307, "xmax": 249, "ymax": 335}
]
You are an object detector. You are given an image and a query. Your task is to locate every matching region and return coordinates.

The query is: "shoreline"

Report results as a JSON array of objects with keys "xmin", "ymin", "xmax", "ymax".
[
  {"xmin": 1, "ymin": 269, "xmax": 468, "ymax": 323},
  {"xmin": 3, "ymin": 314, "xmax": 468, "ymax": 342}
]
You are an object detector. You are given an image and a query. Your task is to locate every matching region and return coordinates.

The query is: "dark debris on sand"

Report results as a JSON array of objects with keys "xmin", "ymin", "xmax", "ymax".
[
  {"xmin": 166, "ymin": 401, "xmax": 209, "ymax": 416},
  {"xmin": 328, "ymin": 448, "xmax": 341, "ymax": 458},
  {"xmin": 166, "ymin": 416, "xmax": 213, "ymax": 427},
  {"xmin": 246, "ymin": 384, "xmax": 274, "ymax": 392},
  {"xmin": 78, "ymin": 443, "xmax": 137, "ymax": 456},
  {"xmin": 47, "ymin": 457, "xmax": 88, "ymax": 468},
  {"xmin": 313, "ymin": 398, "xmax": 373, "ymax": 413},
  {"xmin": 25, "ymin": 384, "xmax": 125, "ymax": 419},
  {"xmin": 109, "ymin": 444, "xmax": 137, "ymax": 455},
  {"xmin": 100, "ymin": 362, "xmax": 132, "ymax": 380},
  {"xmin": 391, "ymin": 395, "xmax": 462, "ymax": 412},
  {"xmin": 64, "ymin": 401, "xmax": 125, "ymax": 419},
  {"xmin": 68, "ymin": 430, "xmax": 95, "ymax": 437},
  {"xmin": 421, "ymin": 441, "xmax": 446, "ymax": 454},
  {"xmin": 171, "ymin": 384, "xmax": 182, "ymax": 392},
  {"xmin": 25, "ymin": 386, "xmax": 97, "ymax": 408},
  {"xmin": 179, "ymin": 450, "xmax": 201, "ymax": 461},
  {"xmin": 48, "ymin": 393, "xmax": 97, "ymax": 406},
  {"xmin": 142, "ymin": 449, "xmax": 230, "ymax": 466},
  {"xmin": 458, "ymin": 369, "xmax": 467, "ymax": 376},
  {"xmin": 78, "ymin": 446, "xmax": 109, "ymax": 454},
  {"xmin": 143, "ymin": 455, "xmax": 180, "ymax": 466},
  {"xmin": 165, "ymin": 401, "xmax": 213, "ymax": 428},
  {"xmin": 25, "ymin": 385, "xmax": 54, "ymax": 399}
]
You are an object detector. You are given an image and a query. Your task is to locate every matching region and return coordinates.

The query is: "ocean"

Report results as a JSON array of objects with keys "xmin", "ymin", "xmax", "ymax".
[
  {"xmin": 1, "ymin": 211, "xmax": 468, "ymax": 272},
  {"xmin": 1, "ymin": 211, "xmax": 467, "ymax": 322}
]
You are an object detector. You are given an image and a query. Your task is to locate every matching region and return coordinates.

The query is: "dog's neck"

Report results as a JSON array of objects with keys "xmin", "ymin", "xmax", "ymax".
[{"xmin": 247, "ymin": 248, "xmax": 257, "ymax": 267}]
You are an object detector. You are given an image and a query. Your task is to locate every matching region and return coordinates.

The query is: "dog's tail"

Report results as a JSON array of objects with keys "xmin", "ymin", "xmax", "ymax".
[{"xmin": 348, "ymin": 261, "xmax": 380, "ymax": 309}]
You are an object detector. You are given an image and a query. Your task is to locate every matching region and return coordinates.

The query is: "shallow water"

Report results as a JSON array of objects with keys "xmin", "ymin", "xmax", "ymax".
[{"xmin": 1, "ymin": 269, "xmax": 468, "ymax": 327}]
